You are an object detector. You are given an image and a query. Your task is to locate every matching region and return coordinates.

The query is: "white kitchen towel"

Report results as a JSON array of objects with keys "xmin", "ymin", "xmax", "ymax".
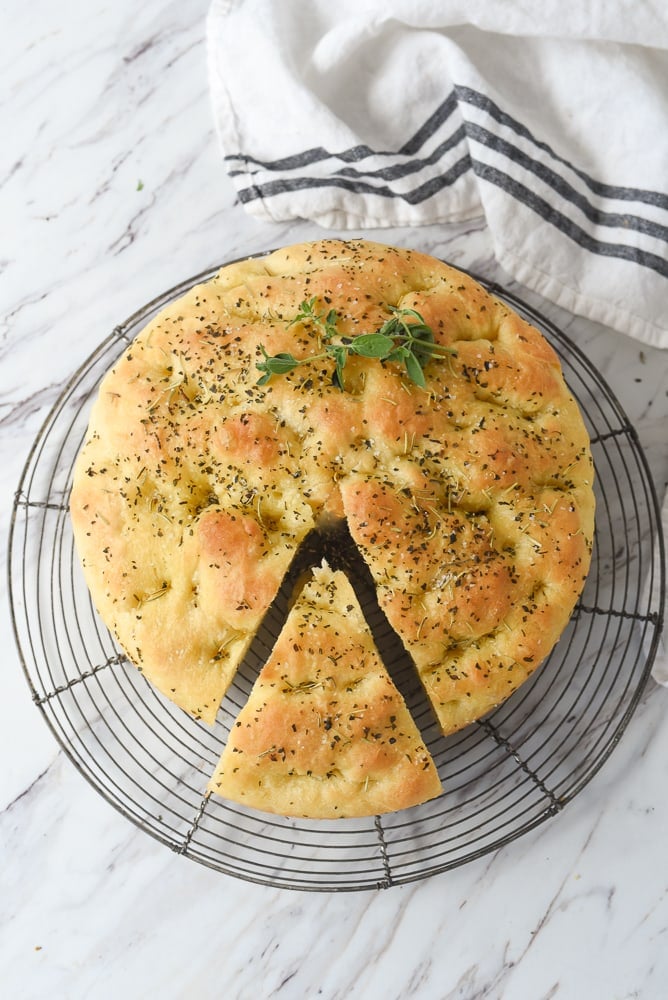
[{"xmin": 207, "ymin": 0, "xmax": 668, "ymax": 350}]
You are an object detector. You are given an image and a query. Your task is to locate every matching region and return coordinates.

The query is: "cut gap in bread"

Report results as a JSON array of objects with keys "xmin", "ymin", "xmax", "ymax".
[{"xmin": 232, "ymin": 518, "xmax": 440, "ymax": 738}]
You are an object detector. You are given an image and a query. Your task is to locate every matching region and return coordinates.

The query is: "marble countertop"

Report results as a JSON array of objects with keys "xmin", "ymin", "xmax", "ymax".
[{"xmin": 2, "ymin": 3, "xmax": 667, "ymax": 998}]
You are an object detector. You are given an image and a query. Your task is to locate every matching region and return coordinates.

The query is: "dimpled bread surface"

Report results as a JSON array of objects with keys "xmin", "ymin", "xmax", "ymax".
[{"xmin": 71, "ymin": 238, "xmax": 594, "ymax": 740}]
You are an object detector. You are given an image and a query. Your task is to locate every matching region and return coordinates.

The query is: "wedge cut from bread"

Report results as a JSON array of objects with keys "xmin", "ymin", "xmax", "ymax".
[{"xmin": 208, "ymin": 563, "xmax": 442, "ymax": 818}]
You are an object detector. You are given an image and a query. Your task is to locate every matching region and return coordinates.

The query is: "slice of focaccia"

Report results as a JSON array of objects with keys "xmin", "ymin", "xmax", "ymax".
[{"xmin": 208, "ymin": 563, "xmax": 442, "ymax": 818}]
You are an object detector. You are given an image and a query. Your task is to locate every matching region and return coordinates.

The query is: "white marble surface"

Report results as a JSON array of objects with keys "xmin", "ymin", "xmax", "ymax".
[{"xmin": 2, "ymin": 3, "xmax": 667, "ymax": 998}]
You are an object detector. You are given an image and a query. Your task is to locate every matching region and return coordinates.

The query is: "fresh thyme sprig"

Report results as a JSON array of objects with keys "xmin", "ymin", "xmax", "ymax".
[{"xmin": 256, "ymin": 297, "xmax": 456, "ymax": 390}]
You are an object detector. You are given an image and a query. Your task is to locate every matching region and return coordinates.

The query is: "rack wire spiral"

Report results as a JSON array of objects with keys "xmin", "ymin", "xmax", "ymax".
[{"xmin": 9, "ymin": 260, "xmax": 665, "ymax": 891}]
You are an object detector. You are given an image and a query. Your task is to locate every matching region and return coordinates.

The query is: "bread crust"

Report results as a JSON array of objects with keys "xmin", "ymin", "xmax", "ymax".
[{"xmin": 71, "ymin": 239, "xmax": 594, "ymax": 739}]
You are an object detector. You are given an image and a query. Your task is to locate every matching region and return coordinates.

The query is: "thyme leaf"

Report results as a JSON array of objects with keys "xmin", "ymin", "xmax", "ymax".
[{"xmin": 255, "ymin": 346, "xmax": 302, "ymax": 385}]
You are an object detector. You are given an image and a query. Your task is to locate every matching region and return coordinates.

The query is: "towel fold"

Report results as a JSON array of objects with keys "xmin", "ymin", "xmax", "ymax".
[{"xmin": 207, "ymin": 0, "xmax": 667, "ymax": 683}]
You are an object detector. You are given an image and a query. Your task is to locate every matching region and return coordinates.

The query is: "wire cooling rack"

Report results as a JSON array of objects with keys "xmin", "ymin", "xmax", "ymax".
[{"xmin": 9, "ymin": 261, "xmax": 665, "ymax": 891}]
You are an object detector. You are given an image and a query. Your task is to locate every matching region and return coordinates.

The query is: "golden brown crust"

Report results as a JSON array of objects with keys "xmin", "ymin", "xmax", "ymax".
[
  {"xmin": 71, "ymin": 238, "xmax": 594, "ymax": 742},
  {"xmin": 207, "ymin": 564, "xmax": 442, "ymax": 817}
]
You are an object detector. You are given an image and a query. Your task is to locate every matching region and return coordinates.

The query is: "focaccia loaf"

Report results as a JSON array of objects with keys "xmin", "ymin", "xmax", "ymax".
[
  {"xmin": 208, "ymin": 563, "xmax": 442, "ymax": 818},
  {"xmin": 71, "ymin": 239, "xmax": 594, "ymax": 739}
]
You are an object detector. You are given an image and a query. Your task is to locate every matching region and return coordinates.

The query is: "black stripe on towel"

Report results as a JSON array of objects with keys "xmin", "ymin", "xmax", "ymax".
[
  {"xmin": 227, "ymin": 143, "xmax": 392, "ymax": 171},
  {"xmin": 466, "ymin": 123, "xmax": 668, "ymax": 242},
  {"xmin": 229, "ymin": 124, "xmax": 468, "ymax": 185},
  {"xmin": 473, "ymin": 162, "xmax": 668, "ymax": 278},
  {"xmin": 457, "ymin": 86, "xmax": 668, "ymax": 211},
  {"xmin": 238, "ymin": 153, "xmax": 472, "ymax": 206},
  {"xmin": 336, "ymin": 125, "xmax": 467, "ymax": 183}
]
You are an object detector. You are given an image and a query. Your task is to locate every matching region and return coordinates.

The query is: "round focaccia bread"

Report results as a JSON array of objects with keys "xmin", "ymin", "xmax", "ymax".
[{"xmin": 71, "ymin": 239, "xmax": 594, "ymax": 732}]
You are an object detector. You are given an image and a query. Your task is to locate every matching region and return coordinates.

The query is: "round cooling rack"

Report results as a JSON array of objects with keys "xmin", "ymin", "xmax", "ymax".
[{"xmin": 9, "ymin": 260, "xmax": 665, "ymax": 892}]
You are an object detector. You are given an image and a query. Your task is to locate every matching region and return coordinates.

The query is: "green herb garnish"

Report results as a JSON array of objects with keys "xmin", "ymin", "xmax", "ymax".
[{"xmin": 256, "ymin": 297, "xmax": 456, "ymax": 390}]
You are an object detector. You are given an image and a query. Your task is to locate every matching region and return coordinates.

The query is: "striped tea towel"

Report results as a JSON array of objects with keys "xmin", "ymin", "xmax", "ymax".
[{"xmin": 207, "ymin": 0, "xmax": 668, "ymax": 350}]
